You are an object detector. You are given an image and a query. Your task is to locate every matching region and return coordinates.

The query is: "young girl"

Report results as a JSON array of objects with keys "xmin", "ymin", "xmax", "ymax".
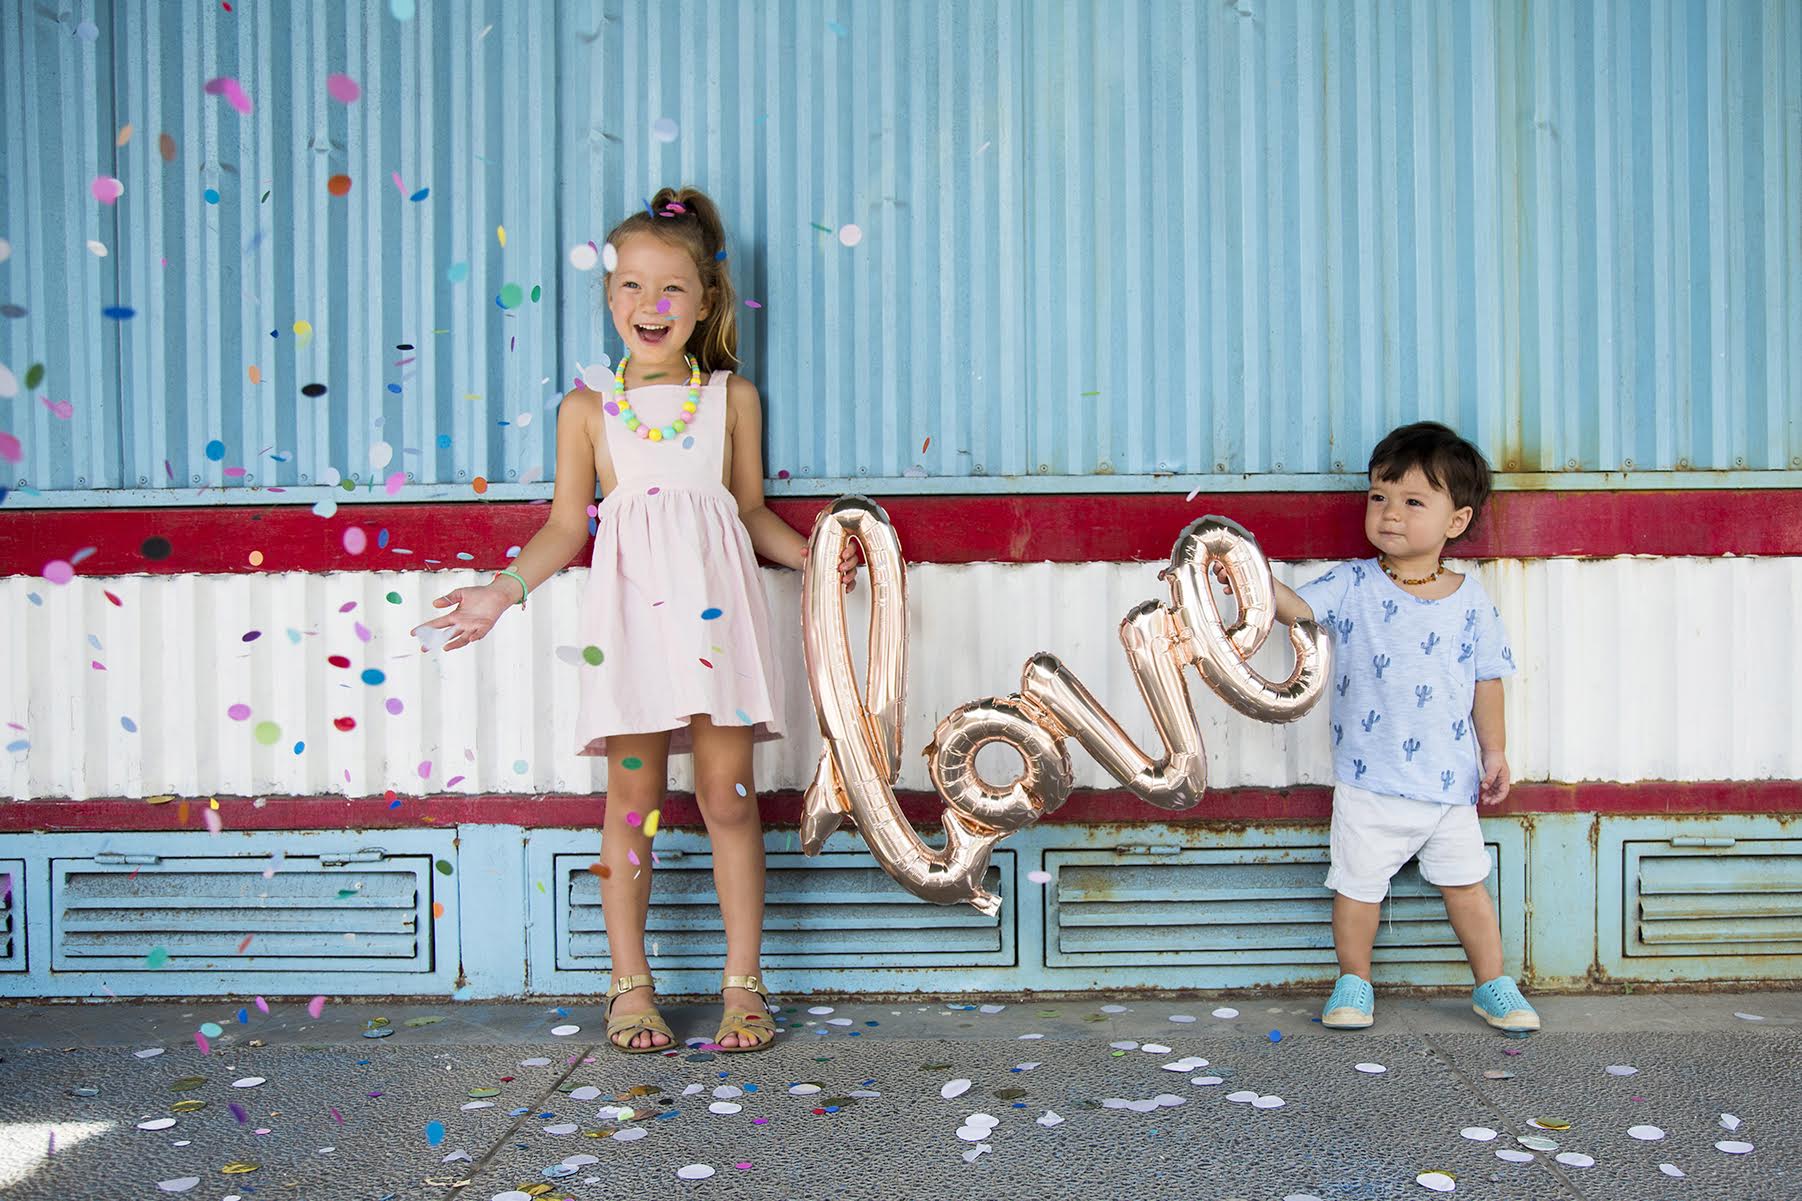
[{"xmin": 416, "ymin": 186, "xmax": 853, "ymax": 1054}]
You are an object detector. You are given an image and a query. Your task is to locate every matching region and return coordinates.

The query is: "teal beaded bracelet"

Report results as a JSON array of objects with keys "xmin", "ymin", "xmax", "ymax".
[{"xmin": 495, "ymin": 567, "xmax": 529, "ymax": 608}]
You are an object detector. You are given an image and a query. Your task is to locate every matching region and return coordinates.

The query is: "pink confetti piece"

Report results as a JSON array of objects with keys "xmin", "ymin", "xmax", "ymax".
[
  {"xmin": 203, "ymin": 808, "xmax": 223, "ymax": 835},
  {"xmin": 194, "ymin": 1031, "xmax": 211, "ymax": 1053},
  {"xmin": 307, "ymin": 995, "xmax": 327, "ymax": 1019},
  {"xmin": 0, "ymin": 432, "xmax": 21, "ymax": 463},
  {"xmin": 202, "ymin": 76, "xmax": 252, "ymax": 115},
  {"xmin": 90, "ymin": 175, "xmax": 125, "ymax": 204},
  {"xmin": 330, "ymin": 1106, "xmax": 344, "ymax": 1124},
  {"xmin": 445, "ymin": 775, "xmax": 465, "ymax": 787},
  {"xmin": 385, "ymin": 470, "xmax": 405, "ymax": 495},
  {"xmin": 255, "ymin": 996, "xmax": 270, "ymax": 1013},
  {"xmin": 416, "ymin": 760, "xmax": 431, "ymax": 779},
  {"xmin": 391, "ymin": 171, "xmax": 407, "ymax": 197},
  {"xmin": 627, "ymin": 849, "xmax": 640, "ymax": 866},
  {"xmin": 626, "ymin": 812, "xmax": 643, "ymax": 827},
  {"xmin": 326, "ymin": 73, "xmax": 361, "ymax": 103},
  {"xmin": 343, "ymin": 527, "xmax": 368, "ymax": 555}
]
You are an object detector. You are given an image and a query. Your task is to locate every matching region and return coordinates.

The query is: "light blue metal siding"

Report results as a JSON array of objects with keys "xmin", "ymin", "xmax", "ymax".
[{"xmin": 3, "ymin": 0, "xmax": 1798, "ymax": 499}]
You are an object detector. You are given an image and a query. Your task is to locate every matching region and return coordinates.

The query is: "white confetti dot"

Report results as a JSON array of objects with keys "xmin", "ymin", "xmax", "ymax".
[
  {"xmin": 1720, "ymin": 1113, "xmax": 1742, "ymax": 1131},
  {"xmin": 1461, "ymin": 1127, "xmax": 1498, "ymax": 1142},
  {"xmin": 712, "ymin": 1086, "xmax": 743, "ymax": 1099},
  {"xmin": 1415, "ymin": 1171, "xmax": 1456, "ymax": 1192},
  {"xmin": 1285, "ymin": 1195, "xmax": 1326, "ymax": 1201},
  {"xmin": 1628, "ymin": 1125, "xmax": 1664, "ymax": 1141},
  {"xmin": 1659, "ymin": 1163, "xmax": 1685, "ymax": 1178},
  {"xmin": 1153, "ymin": 1094, "xmax": 1186, "ymax": 1108},
  {"xmin": 961, "ymin": 1144, "xmax": 990, "ymax": 1163},
  {"xmin": 369, "ymin": 441, "xmax": 393, "ymax": 469},
  {"xmin": 1015, "ymin": 1062, "xmax": 1040, "ymax": 1071},
  {"xmin": 1100, "ymin": 1004, "xmax": 1128, "ymax": 1013},
  {"xmin": 157, "ymin": 1180, "xmax": 201, "ymax": 1194},
  {"xmin": 1191, "ymin": 1075, "xmax": 1225, "ymax": 1086},
  {"xmin": 1252, "ymin": 1095, "xmax": 1286, "ymax": 1109},
  {"xmin": 87, "ymin": 239, "xmax": 108, "ymax": 257},
  {"xmin": 491, "ymin": 1193, "xmax": 533, "ymax": 1201},
  {"xmin": 232, "ymin": 1077, "xmax": 265, "ymax": 1089},
  {"xmin": 837, "ymin": 223, "xmax": 863, "ymax": 247},
  {"xmin": 940, "ymin": 1078, "xmax": 972, "ymax": 1100},
  {"xmin": 1212, "ymin": 1007, "xmax": 1239, "ymax": 1019},
  {"xmin": 979, "ymin": 1004, "xmax": 1006, "ymax": 1014},
  {"xmin": 1017, "ymin": 1032, "xmax": 1044, "ymax": 1040},
  {"xmin": 1715, "ymin": 1140, "xmax": 1755, "ymax": 1154},
  {"xmin": 542, "ymin": 1122, "xmax": 577, "ymax": 1135},
  {"xmin": 1027, "ymin": 869, "xmax": 1052, "ymax": 884},
  {"xmin": 1604, "ymin": 1064, "xmax": 1638, "ymax": 1076},
  {"xmin": 1168, "ymin": 1013, "xmax": 1197, "ymax": 1023},
  {"xmin": 956, "ymin": 1124, "xmax": 988, "ymax": 1142},
  {"xmin": 1141, "ymin": 1043, "xmax": 1172, "ymax": 1054},
  {"xmin": 569, "ymin": 243, "xmax": 598, "ymax": 271},
  {"xmin": 601, "ymin": 241, "xmax": 619, "ymax": 272},
  {"xmin": 561, "ymin": 1154, "xmax": 600, "ymax": 1168},
  {"xmin": 1732, "ymin": 1011, "xmax": 1765, "ymax": 1022},
  {"xmin": 964, "ymin": 1112, "xmax": 999, "ymax": 1129},
  {"xmin": 550, "ymin": 1024, "xmax": 580, "ymax": 1036},
  {"xmin": 134, "ymin": 1047, "xmax": 166, "ymax": 1059},
  {"xmin": 1355, "ymin": 1062, "xmax": 1387, "ymax": 1074},
  {"xmin": 612, "ymin": 1127, "xmax": 648, "ymax": 1142},
  {"xmin": 1036, "ymin": 1110, "xmax": 1064, "ymax": 1127},
  {"xmin": 137, "ymin": 1117, "xmax": 178, "ymax": 1131},
  {"xmin": 787, "ymin": 1084, "xmax": 820, "ymax": 1096},
  {"xmin": 1225, "ymin": 1090, "xmax": 1258, "ymax": 1103},
  {"xmin": 676, "ymin": 1163, "xmax": 715, "ymax": 1180},
  {"xmin": 807, "ymin": 1005, "xmax": 835, "ymax": 1015},
  {"xmin": 519, "ymin": 1057, "xmax": 552, "ymax": 1067},
  {"xmin": 462, "ymin": 1101, "xmax": 495, "ymax": 1111},
  {"xmin": 1555, "ymin": 1152, "xmax": 1595, "ymax": 1168},
  {"xmin": 651, "ymin": 117, "xmax": 680, "ymax": 143},
  {"xmin": 1495, "ymin": 1149, "xmax": 1535, "ymax": 1164},
  {"xmin": 708, "ymin": 1102, "xmax": 742, "ymax": 1115},
  {"xmin": 569, "ymin": 1086, "xmax": 601, "ymax": 1101}
]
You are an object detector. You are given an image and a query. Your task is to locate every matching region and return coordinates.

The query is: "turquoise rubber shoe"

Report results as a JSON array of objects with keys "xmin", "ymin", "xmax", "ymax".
[
  {"xmin": 1472, "ymin": 975, "xmax": 1541, "ymax": 1031},
  {"xmin": 1321, "ymin": 973, "xmax": 1375, "ymax": 1029}
]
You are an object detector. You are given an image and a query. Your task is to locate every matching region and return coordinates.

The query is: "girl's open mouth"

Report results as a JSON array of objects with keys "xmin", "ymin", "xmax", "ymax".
[{"xmin": 635, "ymin": 324, "xmax": 670, "ymax": 345}]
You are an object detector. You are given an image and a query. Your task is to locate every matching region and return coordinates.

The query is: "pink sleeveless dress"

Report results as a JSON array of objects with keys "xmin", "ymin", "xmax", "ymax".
[{"xmin": 574, "ymin": 369, "xmax": 785, "ymax": 757}]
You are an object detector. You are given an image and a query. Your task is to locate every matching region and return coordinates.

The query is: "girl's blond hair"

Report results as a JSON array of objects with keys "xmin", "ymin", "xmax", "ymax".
[{"xmin": 604, "ymin": 186, "xmax": 739, "ymax": 372}]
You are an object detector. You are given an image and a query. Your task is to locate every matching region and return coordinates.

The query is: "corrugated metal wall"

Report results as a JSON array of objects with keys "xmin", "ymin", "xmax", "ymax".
[
  {"xmin": 3, "ymin": 0, "xmax": 1797, "ymax": 500},
  {"xmin": 5, "ymin": 557, "xmax": 1798, "ymax": 800}
]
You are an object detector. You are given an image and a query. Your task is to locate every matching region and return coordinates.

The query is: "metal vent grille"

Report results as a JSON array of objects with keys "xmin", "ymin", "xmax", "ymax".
[
  {"xmin": 51, "ymin": 849, "xmax": 435, "ymax": 973},
  {"xmin": 553, "ymin": 848, "xmax": 1013, "ymax": 972},
  {"xmin": 0, "ymin": 860, "xmax": 23, "ymax": 972},
  {"xmin": 1047, "ymin": 844, "xmax": 1503, "ymax": 969},
  {"xmin": 1626, "ymin": 840, "xmax": 1802, "ymax": 958}
]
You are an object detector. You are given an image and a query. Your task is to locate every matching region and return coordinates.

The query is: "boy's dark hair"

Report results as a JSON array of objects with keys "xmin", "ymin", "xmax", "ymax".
[{"xmin": 1368, "ymin": 422, "xmax": 1493, "ymax": 538}]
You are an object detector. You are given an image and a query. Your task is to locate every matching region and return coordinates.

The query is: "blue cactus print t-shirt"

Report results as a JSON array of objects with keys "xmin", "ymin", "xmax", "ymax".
[{"xmin": 1294, "ymin": 559, "xmax": 1516, "ymax": 806}]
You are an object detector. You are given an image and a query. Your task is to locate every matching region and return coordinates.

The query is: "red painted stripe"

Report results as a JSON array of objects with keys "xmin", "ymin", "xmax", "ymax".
[
  {"xmin": 2, "ymin": 491, "xmax": 1799, "ymax": 577},
  {"xmin": 3, "ymin": 781, "xmax": 1793, "ymax": 833}
]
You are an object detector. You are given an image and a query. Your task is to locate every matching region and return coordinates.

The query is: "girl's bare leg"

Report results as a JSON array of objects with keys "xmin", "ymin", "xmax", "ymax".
[
  {"xmin": 601, "ymin": 732, "xmax": 672, "ymax": 1048},
  {"xmin": 688, "ymin": 716, "xmax": 768, "ymax": 1047}
]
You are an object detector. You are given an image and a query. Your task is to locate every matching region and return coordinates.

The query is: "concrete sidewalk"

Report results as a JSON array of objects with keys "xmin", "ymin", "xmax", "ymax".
[{"xmin": 0, "ymin": 989, "xmax": 1796, "ymax": 1200}]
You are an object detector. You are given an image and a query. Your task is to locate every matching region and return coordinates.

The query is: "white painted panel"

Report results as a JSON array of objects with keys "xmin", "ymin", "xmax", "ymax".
[{"xmin": 3, "ymin": 556, "xmax": 1798, "ymax": 799}]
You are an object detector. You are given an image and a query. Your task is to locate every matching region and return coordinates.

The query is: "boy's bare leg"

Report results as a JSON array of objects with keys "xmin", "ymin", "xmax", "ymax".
[
  {"xmin": 1440, "ymin": 880, "xmax": 1504, "ymax": 982},
  {"xmin": 1332, "ymin": 893, "xmax": 1382, "ymax": 979}
]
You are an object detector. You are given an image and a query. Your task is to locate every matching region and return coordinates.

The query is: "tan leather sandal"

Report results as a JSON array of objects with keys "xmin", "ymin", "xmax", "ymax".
[
  {"xmin": 604, "ymin": 974, "xmax": 675, "ymax": 1054},
  {"xmin": 712, "ymin": 973, "xmax": 775, "ymax": 1053}
]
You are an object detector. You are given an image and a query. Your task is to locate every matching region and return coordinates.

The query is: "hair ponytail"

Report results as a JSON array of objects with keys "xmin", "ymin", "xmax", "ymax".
[{"xmin": 603, "ymin": 186, "xmax": 740, "ymax": 372}]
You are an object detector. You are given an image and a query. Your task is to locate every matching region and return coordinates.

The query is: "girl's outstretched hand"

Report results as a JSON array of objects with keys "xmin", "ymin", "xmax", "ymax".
[
  {"xmin": 800, "ymin": 541, "xmax": 860, "ymax": 592},
  {"xmin": 413, "ymin": 583, "xmax": 513, "ymax": 652}
]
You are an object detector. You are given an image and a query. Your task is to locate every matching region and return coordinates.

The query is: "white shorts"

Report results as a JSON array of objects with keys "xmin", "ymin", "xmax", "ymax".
[{"xmin": 1325, "ymin": 782, "xmax": 1493, "ymax": 903}]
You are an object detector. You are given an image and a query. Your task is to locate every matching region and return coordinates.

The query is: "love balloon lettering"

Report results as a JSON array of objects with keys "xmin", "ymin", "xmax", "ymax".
[{"xmin": 799, "ymin": 496, "xmax": 1332, "ymax": 915}]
